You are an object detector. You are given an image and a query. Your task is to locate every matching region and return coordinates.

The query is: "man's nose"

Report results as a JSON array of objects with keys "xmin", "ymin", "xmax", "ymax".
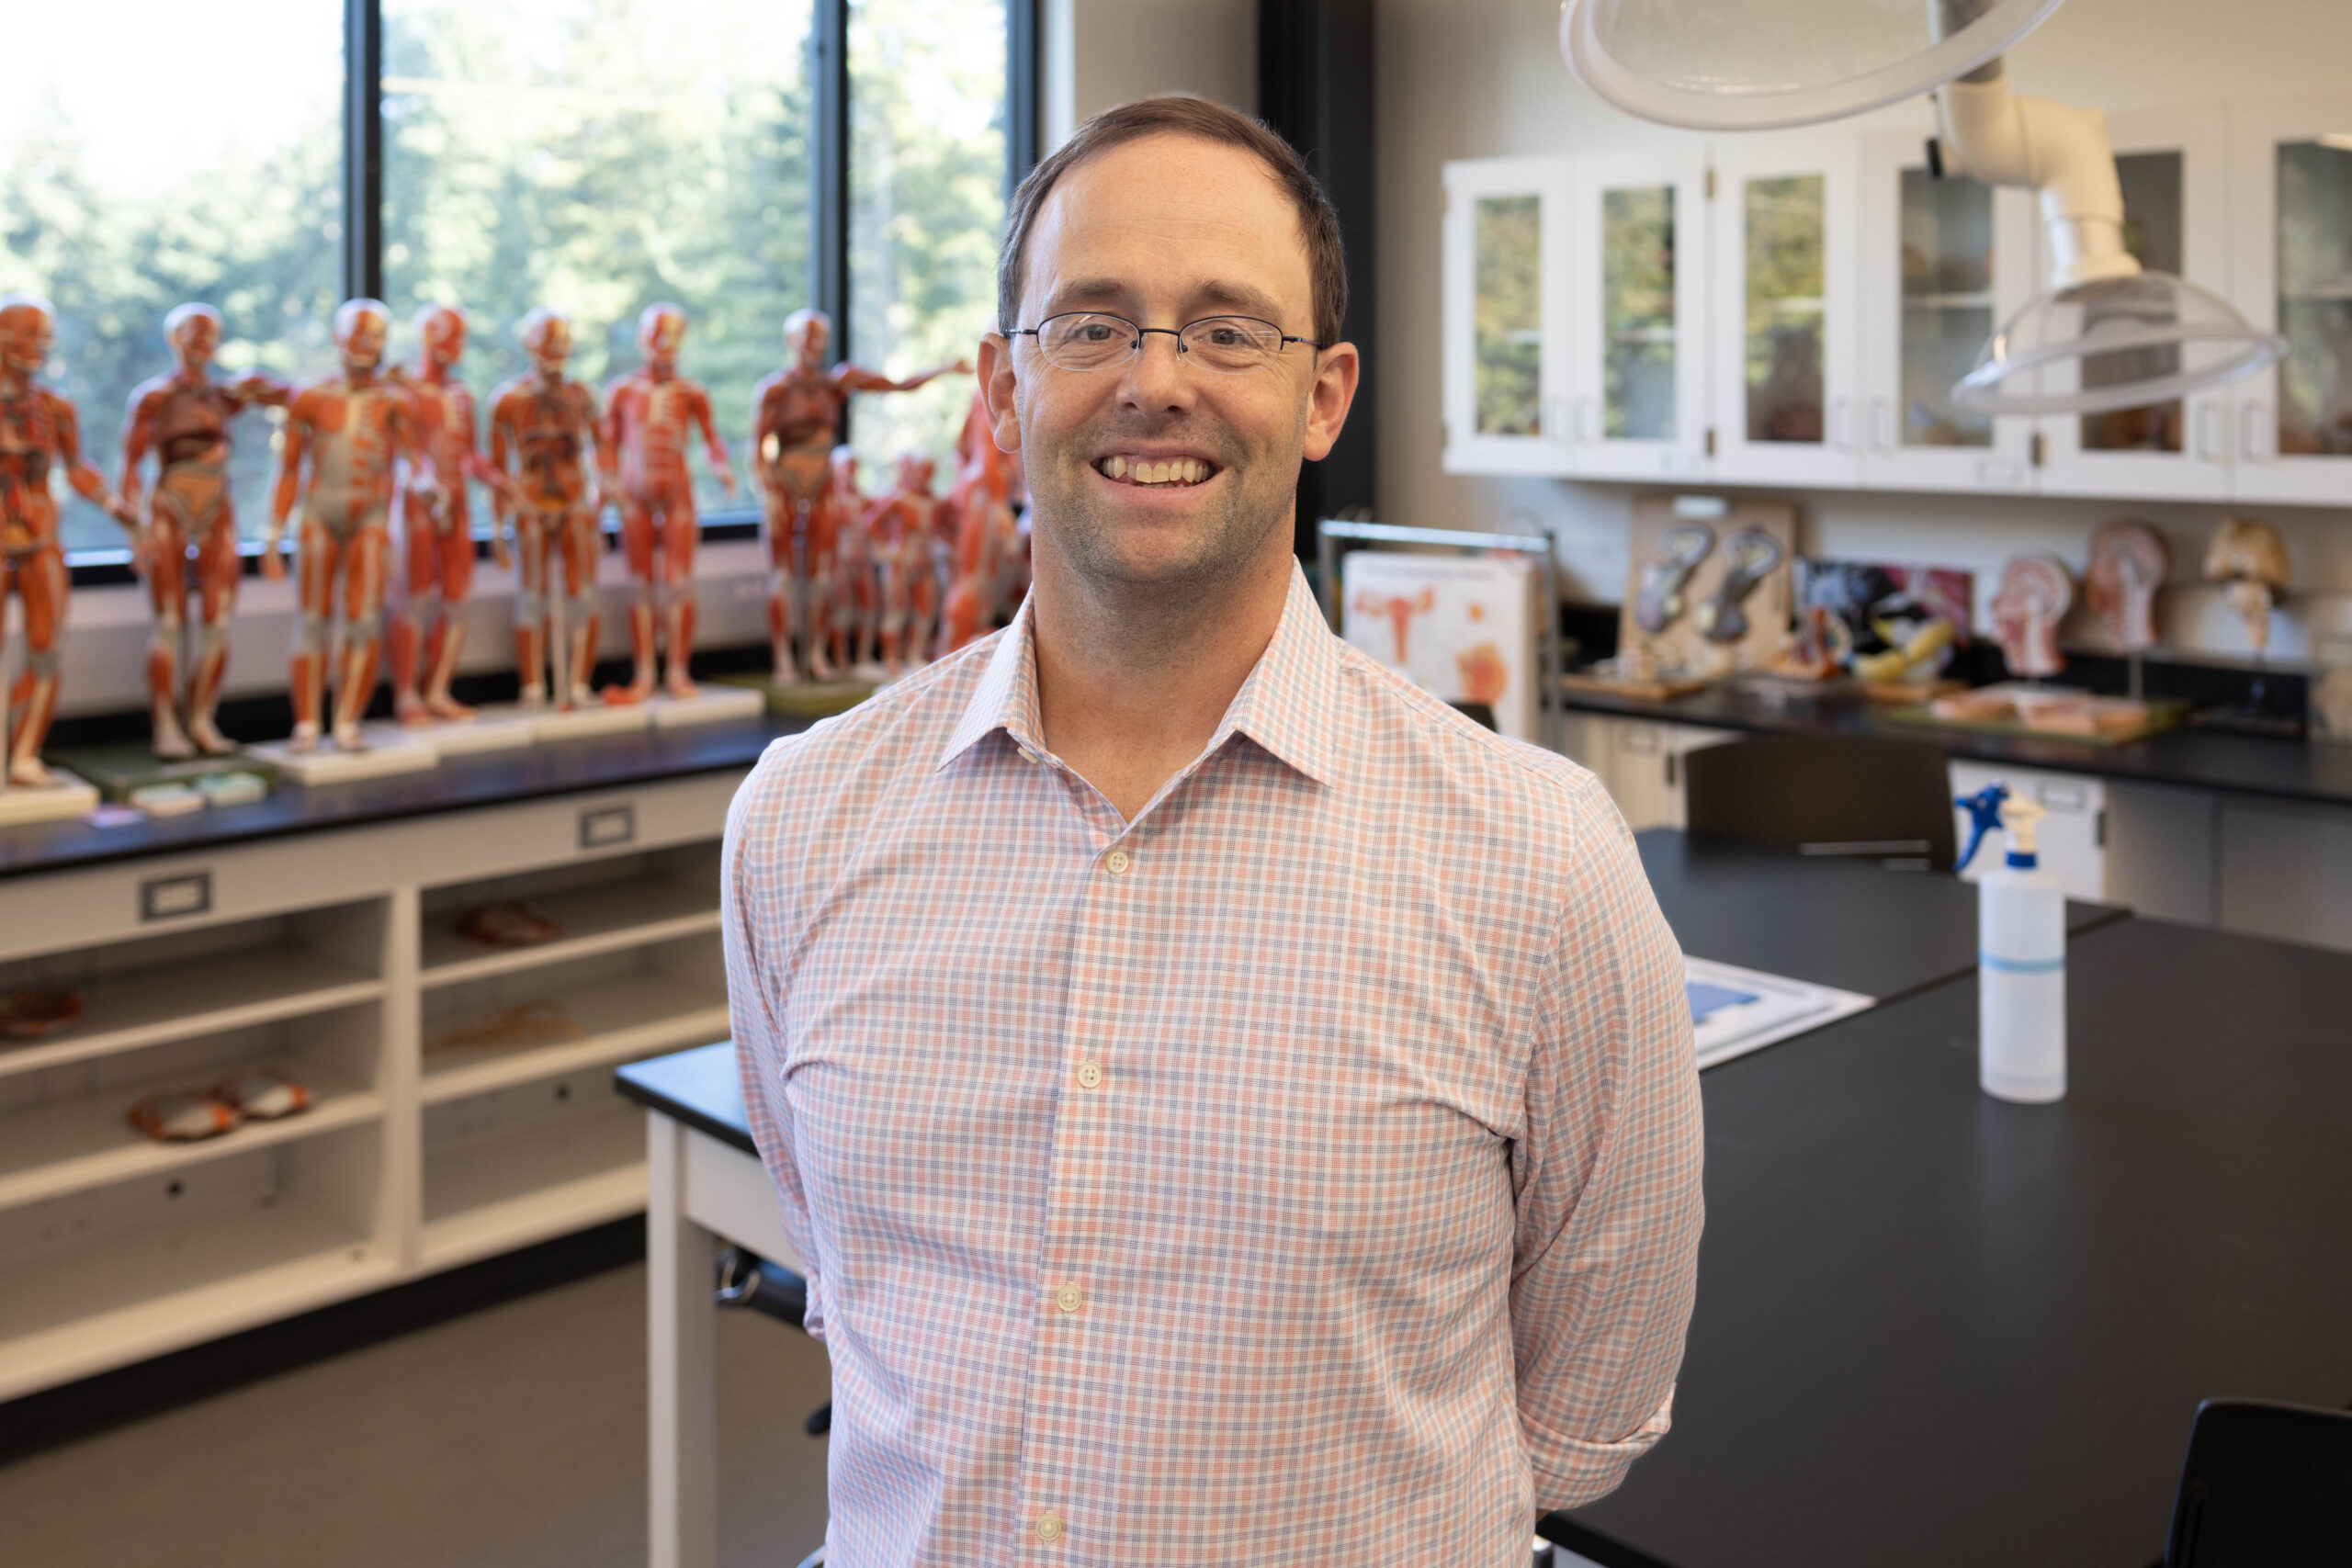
[{"xmin": 1116, "ymin": 331, "xmax": 1194, "ymax": 414}]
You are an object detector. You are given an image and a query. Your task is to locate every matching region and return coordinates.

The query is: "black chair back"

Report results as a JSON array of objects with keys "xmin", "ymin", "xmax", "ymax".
[
  {"xmin": 2163, "ymin": 1398, "xmax": 2352, "ymax": 1567},
  {"xmin": 1682, "ymin": 734, "xmax": 1957, "ymax": 870}
]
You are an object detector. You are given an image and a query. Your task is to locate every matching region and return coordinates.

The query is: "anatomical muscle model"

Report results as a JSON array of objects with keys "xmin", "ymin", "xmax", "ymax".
[
  {"xmin": 0, "ymin": 294, "xmax": 136, "ymax": 784},
  {"xmin": 749, "ymin": 308, "xmax": 967, "ymax": 682},
  {"xmin": 118, "ymin": 303, "xmax": 288, "ymax": 757},
  {"xmin": 390, "ymin": 305, "xmax": 506, "ymax": 725},
  {"xmin": 862, "ymin": 453, "xmax": 946, "ymax": 677},
  {"xmin": 604, "ymin": 304, "xmax": 734, "ymax": 701},
  {"xmin": 939, "ymin": 388, "xmax": 1026, "ymax": 659},
  {"xmin": 488, "ymin": 309, "xmax": 609, "ymax": 708},
  {"xmin": 266, "ymin": 299, "xmax": 435, "ymax": 752},
  {"xmin": 823, "ymin": 445, "xmax": 875, "ymax": 674}
]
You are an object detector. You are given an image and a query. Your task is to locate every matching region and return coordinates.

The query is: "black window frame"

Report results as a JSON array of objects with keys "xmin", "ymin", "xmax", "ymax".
[{"xmin": 69, "ymin": 0, "xmax": 1035, "ymax": 581}]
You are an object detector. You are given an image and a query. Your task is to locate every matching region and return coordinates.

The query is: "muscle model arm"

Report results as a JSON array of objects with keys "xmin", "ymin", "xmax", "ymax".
[{"xmin": 263, "ymin": 396, "xmax": 311, "ymax": 580}]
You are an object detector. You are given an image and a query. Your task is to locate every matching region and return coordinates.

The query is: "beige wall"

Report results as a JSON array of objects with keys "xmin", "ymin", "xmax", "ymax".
[
  {"xmin": 1045, "ymin": 0, "xmax": 1257, "ymax": 151},
  {"xmin": 1374, "ymin": 0, "xmax": 2352, "ymax": 662}
]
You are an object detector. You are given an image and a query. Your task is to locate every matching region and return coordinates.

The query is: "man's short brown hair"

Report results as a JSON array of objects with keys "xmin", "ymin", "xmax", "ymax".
[{"xmin": 996, "ymin": 95, "xmax": 1347, "ymax": 352}]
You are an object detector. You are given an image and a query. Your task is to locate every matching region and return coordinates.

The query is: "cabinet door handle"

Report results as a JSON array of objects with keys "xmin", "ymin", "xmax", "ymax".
[
  {"xmin": 1871, "ymin": 398, "xmax": 1896, "ymax": 454},
  {"xmin": 1577, "ymin": 395, "xmax": 1600, "ymax": 443},
  {"xmin": 1833, "ymin": 397, "xmax": 1856, "ymax": 452},
  {"xmin": 2241, "ymin": 400, "xmax": 2273, "ymax": 463},
  {"xmin": 2196, "ymin": 402, "xmax": 2228, "ymax": 464}
]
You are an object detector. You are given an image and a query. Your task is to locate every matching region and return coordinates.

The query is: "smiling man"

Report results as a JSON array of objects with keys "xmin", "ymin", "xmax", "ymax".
[{"xmin": 724, "ymin": 96, "xmax": 1703, "ymax": 1565}]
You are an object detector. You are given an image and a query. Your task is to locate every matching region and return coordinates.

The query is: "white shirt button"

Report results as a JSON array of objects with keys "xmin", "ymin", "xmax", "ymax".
[
  {"xmin": 1104, "ymin": 848, "xmax": 1130, "ymax": 876},
  {"xmin": 1055, "ymin": 1282, "xmax": 1084, "ymax": 1314},
  {"xmin": 1075, "ymin": 1060, "xmax": 1103, "ymax": 1090},
  {"xmin": 1035, "ymin": 1509, "xmax": 1065, "ymax": 1543}
]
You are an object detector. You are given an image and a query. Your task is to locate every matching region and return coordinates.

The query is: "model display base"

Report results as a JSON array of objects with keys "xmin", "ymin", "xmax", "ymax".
[
  {"xmin": 367, "ymin": 709, "xmax": 541, "ymax": 756},
  {"xmin": 646, "ymin": 687, "xmax": 765, "ymax": 729},
  {"xmin": 527, "ymin": 702, "xmax": 650, "ymax": 742},
  {"xmin": 0, "ymin": 771, "xmax": 100, "ymax": 826},
  {"xmin": 45, "ymin": 744, "xmax": 280, "ymax": 804},
  {"xmin": 247, "ymin": 736, "xmax": 440, "ymax": 785},
  {"xmin": 712, "ymin": 673, "xmax": 876, "ymax": 719}
]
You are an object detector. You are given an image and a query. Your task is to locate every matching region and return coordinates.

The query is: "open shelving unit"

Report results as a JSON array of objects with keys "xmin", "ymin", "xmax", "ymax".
[{"xmin": 0, "ymin": 769, "xmax": 743, "ymax": 1403}]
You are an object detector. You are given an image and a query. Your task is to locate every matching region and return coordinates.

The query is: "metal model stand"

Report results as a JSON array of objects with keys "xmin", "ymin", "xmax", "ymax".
[{"xmin": 1314, "ymin": 518, "xmax": 1566, "ymax": 751}]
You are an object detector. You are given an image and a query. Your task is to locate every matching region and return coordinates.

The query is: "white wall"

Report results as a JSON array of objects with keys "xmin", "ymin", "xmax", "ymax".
[{"xmin": 1375, "ymin": 0, "xmax": 2352, "ymax": 665}]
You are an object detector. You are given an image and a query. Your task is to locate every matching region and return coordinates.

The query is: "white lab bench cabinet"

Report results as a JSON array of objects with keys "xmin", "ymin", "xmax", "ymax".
[
  {"xmin": 0, "ymin": 772, "xmax": 739, "ymax": 1402},
  {"xmin": 1442, "ymin": 98, "xmax": 2352, "ymax": 507}
]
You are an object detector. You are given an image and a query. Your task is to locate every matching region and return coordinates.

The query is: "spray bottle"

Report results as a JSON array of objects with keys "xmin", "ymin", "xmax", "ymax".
[{"xmin": 1954, "ymin": 783, "xmax": 2065, "ymax": 1103}]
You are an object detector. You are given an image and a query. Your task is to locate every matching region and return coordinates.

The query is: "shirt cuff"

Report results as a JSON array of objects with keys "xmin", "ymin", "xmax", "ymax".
[{"xmin": 1523, "ymin": 1386, "xmax": 1676, "ymax": 1510}]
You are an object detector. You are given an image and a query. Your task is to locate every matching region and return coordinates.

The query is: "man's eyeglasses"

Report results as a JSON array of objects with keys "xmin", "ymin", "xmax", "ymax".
[{"xmin": 1003, "ymin": 312, "xmax": 1325, "ymax": 376}]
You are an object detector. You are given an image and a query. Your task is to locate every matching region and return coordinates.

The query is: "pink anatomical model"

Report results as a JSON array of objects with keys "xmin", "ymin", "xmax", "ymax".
[
  {"xmin": 2084, "ymin": 521, "xmax": 2168, "ymax": 654},
  {"xmin": 939, "ymin": 388, "xmax": 1026, "ymax": 659},
  {"xmin": 1990, "ymin": 552, "xmax": 2075, "ymax": 681},
  {"xmin": 863, "ymin": 453, "xmax": 946, "ymax": 677},
  {"xmin": 605, "ymin": 304, "xmax": 736, "ymax": 701},
  {"xmin": 0, "ymin": 294, "xmax": 136, "ymax": 785},
  {"xmin": 389, "ymin": 305, "xmax": 507, "ymax": 725},
  {"xmin": 750, "ymin": 308, "xmax": 967, "ymax": 682},
  {"xmin": 118, "ymin": 303, "xmax": 288, "ymax": 757},
  {"xmin": 824, "ymin": 446, "xmax": 876, "ymax": 674},
  {"xmin": 266, "ymin": 299, "xmax": 435, "ymax": 752},
  {"xmin": 488, "ymin": 310, "xmax": 610, "ymax": 709}
]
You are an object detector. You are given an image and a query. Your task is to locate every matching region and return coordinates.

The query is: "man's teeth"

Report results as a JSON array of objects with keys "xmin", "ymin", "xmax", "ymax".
[{"xmin": 1099, "ymin": 455, "xmax": 1210, "ymax": 486}]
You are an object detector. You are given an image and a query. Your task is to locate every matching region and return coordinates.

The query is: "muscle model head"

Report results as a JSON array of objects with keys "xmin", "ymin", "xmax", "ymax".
[
  {"xmin": 0, "ymin": 293, "xmax": 57, "ymax": 376},
  {"xmin": 333, "ymin": 299, "xmax": 390, "ymax": 373},
  {"xmin": 639, "ymin": 303, "xmax": 687, "ymax": 370},
  {"xmin": 164, "ymin": 303, "xmax": 223, "ymax": 372},
  {"xmin": 785, "ymin": 307, "xmax": 831, "ymax": 368},
  {"xmin": 517, "ymin": 308, "xmax": 573, "ymax": 374},
  {"xmin": 415, "ymin": 304, "xmax": 469, "ymax": 372}
]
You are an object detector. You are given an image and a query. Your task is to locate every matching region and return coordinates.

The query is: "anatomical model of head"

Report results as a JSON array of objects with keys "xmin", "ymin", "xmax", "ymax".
[
  {"xmin": 1990, "ymin": 552, "xmax": 2075, "ymax": 680},
  {"xmin": 2202, "ymin": 516, "xmax": 2291, "ymax": 654},
  {"xmin": 2085, "ymin": 521, "xmax": 2169, "ymax": 653}
]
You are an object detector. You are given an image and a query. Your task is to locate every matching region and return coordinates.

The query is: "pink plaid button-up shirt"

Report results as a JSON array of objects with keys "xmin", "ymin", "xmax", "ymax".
[{"xmin": 724, "ymin": 564, "xmax": 1703, "ymax": 1566}]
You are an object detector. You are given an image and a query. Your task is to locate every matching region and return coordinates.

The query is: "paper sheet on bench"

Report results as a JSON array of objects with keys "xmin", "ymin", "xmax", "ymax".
[{"xmin": 1685, "ymin": 956, "xmax": 1874, "ymax": 1071}]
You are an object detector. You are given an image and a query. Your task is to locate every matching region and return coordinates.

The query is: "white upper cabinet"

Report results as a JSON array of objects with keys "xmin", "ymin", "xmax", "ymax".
[
  {"xmin": 1709, "ymin": 135, "xmax": 1863, "ymax": 488},
  {"xmin": 2033, "ymin": 107, "xmax": 2236, "ymax": 502},
  {"xmin": 1568, "ymin": 149, "xmax": 1713, "ymax": 482},
  {"xmin": 2228, "ymin": 96, "xmax": 2352, "ymax": 505},
  {"xmin": 1857, "ymin": 131, "xmax": 2040, "ymax": 493},
  {"xmin": 1442, "ymin": 155, "xmax": 1575, "ymax": 477}
]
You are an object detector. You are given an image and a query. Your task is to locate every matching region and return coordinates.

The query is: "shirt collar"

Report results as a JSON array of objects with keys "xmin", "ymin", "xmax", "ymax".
[{"xmin": 935, "ymin": 561, "xmax": 1340, "ymax": 788}]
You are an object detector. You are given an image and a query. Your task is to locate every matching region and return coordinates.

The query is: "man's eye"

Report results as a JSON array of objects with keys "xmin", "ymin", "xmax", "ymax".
[
  {"xmin": 1074, "ymin": 323, "xmax": 1119, "ymax": 343},
  {"xmin": 1203, "ymin": 328, "xmax": 1247, "ymax": 347}
]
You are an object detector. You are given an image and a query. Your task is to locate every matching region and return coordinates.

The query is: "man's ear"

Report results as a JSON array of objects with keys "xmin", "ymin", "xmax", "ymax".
[
  {"xmin": 1300, "ymin": 340, "xmax": 1360, "ymax": 464},
  {"xmin": 978, "ymin": 333, "xmax": 1023, "ymax": 455}
]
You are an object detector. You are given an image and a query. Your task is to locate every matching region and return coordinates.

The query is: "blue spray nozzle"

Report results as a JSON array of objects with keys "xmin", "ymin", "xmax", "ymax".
[{"xmin": 1955, "ymin": 783, "xmax": 2010, "ymax": 873}]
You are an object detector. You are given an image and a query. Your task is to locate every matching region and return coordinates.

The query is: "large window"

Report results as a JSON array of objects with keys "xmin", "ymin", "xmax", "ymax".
[
  {"xmin": 1, "ymin": 1, "xmax": 1021, "ymax": 561},
  {"xmin": 0, "ymin": 4, "xmax": 344, "ymax": 555}
]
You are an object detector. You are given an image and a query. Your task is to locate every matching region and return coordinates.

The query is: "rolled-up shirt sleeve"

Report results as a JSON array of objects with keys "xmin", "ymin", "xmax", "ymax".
[
  {"xmin": 1510, "ymin": 772, "xmax": 1704, "ymax": 1509},
  {"xmin": 722, "ymin": 740, "xmax": 829, "ymax": 1342}
]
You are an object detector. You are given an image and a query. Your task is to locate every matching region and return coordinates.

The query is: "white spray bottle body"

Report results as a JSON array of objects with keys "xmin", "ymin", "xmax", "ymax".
[{"xmin": 1977, "ymin": 795, "xmax": 2066, "ymax": 1102}]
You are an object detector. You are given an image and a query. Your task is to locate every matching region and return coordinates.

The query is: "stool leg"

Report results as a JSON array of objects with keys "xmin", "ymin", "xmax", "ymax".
[{"xmin": 649, "ymin": 1114, "xmax": 718, "ymax": 1568}]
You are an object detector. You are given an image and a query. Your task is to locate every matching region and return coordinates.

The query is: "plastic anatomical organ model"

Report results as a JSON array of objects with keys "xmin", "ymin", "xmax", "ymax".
[
  {"xmin": 822, "ymin": 446, "xmax": 876, "ymax": 675},
  {"xmin": 489, "ymin": 309, "xmax": 609, "ymax": 708},
  {"xmin": 749, "ymin": 308, "xmax": 967, "ymax": 682},
  {"xmin": 2202, "ymin": 516, "xmax": 2291, "ymax": 655},
  {"xmin": 1989, "ymin": 552, "xmax": 2075, "ymax": 681},
  {"xmin": 605, "ymin": 304, "xmax": 735, "ymax": 701},
  {"xmin": 939, "ymin": 388, "xmax": 1027, "ymax": 659},
  {"xmin": 118, "ymin": 303, "xmax": 288, "ymax": 758},
  {"xmin": 0, "ymin": 294, "xmax": 135, "ymax": 784},
  {"xmin": 863, "ymin": 453, "xmax": 946, "ymax": 677},
  {"xmin": 2084, "ymin": 521, "xmax": 2169, "ymax": 654},
  {"xmin": 266, "ymin": 299, "xmax": 435, "ymax": 752},
  {"xmin": 390, "ymin": 305, "xmax": 507, "ymax": 725}
]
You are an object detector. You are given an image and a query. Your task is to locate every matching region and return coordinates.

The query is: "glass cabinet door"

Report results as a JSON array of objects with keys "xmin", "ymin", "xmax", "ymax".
[
  {"xmin": 2229, "ymin": 96, "xmax": 2352, "ymax": 504},
  {"xmin": 1858, "ymin": 131, "xmax": 2037, "ymax": 491},
  {"xmin": 2037, "ymin": 107, "xmax": 2233, "ymax": 501},
  {"xmin": 1711, "ymin": 136, "xmax": 1861, "ymax": 485},
  {"xmin": 1442, "ymin": 155, "xmax": 1574, "ymax": 476},
  {"xmin": 1571, "ymin": 151, "xmax": 1711, "ymax": 479}
]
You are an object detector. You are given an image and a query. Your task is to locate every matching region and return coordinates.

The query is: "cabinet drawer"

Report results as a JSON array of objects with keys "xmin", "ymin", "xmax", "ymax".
[{"xmin": 401, "ymin": 773, "xmax": 744, "ymax": 886}]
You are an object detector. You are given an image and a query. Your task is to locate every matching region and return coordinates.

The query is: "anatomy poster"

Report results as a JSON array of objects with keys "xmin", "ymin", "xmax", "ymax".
[{"xmin": 1340, "ymin": 551, "xmax": 1539, "ymax": 739}]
